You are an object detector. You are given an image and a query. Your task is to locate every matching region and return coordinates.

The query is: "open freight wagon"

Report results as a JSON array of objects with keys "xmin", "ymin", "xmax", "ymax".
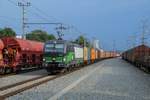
[{"xmin": 0, "ymin": 37, "xmax": 44, "ymax": 74}]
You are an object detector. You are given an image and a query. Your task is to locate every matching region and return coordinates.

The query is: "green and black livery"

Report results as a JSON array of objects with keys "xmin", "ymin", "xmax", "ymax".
[{"xmin": 43, "ymin": 40, "xmax": 83, "ymax": 73}]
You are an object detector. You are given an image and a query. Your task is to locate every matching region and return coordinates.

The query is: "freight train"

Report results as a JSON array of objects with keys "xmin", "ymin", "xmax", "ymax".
[
  {"xmin": 0, "ymin": 37, "xmax": 44, "ymax": 74},
  {"xmin": 0, "ymin": 37, "xmax": 118, "ymax": 74},
  {"xmin": 122, "ymin": 44, "xmax": 150, "ymax": 71},
  {"xmin": 43, "ymin": 40, "xmax": 118, "ymax": 74}
]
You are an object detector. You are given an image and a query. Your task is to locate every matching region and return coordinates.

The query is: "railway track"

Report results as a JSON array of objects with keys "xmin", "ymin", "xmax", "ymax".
[
  {"xmin": 0, "ymin": 64, "xmax": 87, "ymax": 100},
  {"xmin": 0, "ymin": 75, "xmax": 56, "ymax": 100},
  {"xmin": 0, "ymin": 73, "xmax": 16, "ymax": 78},
  {"xmin": 0, "ymin": 75, "xmax": 48, "ymax": 91},
  {"xmin": 0, "ymin": 67, "xmax": 43, "ymax": 78}
]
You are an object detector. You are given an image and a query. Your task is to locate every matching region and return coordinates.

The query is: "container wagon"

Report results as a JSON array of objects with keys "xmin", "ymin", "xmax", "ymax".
[
  {"xmin": 90, "ymin": 48, "xmax": 96, "ymax": 63},
  {"xmin": 83, "ymin": 47, "xmax": 91, "ymax": 65}
]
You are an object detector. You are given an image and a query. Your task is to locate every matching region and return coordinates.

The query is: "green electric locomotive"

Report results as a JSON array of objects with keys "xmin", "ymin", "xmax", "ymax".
[{"xmin": 43, "ymin": 40, "xmax": 83, "ymax": 73}]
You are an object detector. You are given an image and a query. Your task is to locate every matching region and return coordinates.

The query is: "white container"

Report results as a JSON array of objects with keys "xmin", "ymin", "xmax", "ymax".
[{"xmin": 74, "ymin": 47, "xmax": 83, "ymax": 59}]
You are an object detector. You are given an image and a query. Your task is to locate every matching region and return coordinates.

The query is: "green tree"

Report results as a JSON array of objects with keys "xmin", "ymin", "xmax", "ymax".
[
  {"xmin": 75, "ymin": 35, "xmax": 90, "ymax": 47},
  {"xmin": 26, "ymin": 30, "xmax": 56, "ymax": 42},
  {"xmin": 0, "ymin": 27, "xmax": 16, "ymax": 38},
  {"xmin": 75, "ymin": 35, "xmax": 85, "ymax": 45}
]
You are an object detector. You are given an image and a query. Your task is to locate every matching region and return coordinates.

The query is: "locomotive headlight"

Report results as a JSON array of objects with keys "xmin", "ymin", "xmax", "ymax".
[
  {"xmin": 43, "ymin": 58, "xmax": 46, "ymax": 61},
  {"xmin": 52, "ymin": 58, "xmax": 56, "ymax": 60},
  {"xmin": 63, "ymin": 58, "xmax": 66, "ymax": 62}
]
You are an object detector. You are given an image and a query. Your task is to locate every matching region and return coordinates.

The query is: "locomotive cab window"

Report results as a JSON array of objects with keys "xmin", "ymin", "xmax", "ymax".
[
  {"xmin": 55, "ymin": 44, "xmax": 64, "ymax": 53},
  {"xmin": 44, "ymin": 44, "xmax": 54, "ymax": 52},
  {"xmin": 45, "ymin": 43, "xmax": 64, "ymax": 53}
]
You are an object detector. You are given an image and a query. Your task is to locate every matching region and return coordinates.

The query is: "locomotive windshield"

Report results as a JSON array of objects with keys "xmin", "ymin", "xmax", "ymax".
[
  {"xmin": 45, "ymin": 44, "xmax": 54, "ymax": 52},
  {"xmin": 45, "ymin": 43, "xmax": 64, "ymax": 53},
  {"xmin": 55, "ymin": 44, "xmax": 64, "ymax": 52}
]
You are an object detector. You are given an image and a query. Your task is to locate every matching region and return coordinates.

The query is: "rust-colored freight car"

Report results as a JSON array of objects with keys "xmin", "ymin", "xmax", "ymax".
[
  {"xmin": 134, "ymin": 45, "xmax": 150, "ymax": 68},
  {"xmin": 122, "ymin": 44, "xmax": 150, "ymax": 71},
  {"xmin": 1, "ymin": 37, "xmax": 44, "ymax": 74}
]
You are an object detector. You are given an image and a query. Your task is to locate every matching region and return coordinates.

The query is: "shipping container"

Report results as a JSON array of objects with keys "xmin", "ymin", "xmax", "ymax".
[
  {"xmin": 83, "ymin": 47, "xmax": 88, "ymax": 64},
  {"xmin": 74, "ymin": 46, "xmax": 83, "ymax": 59},
  {"xmin": 90, "ymin": 48, "xmax": 96, "ymax": 63}
]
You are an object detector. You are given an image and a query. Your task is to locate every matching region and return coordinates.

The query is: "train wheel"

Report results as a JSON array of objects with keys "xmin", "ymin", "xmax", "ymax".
[
  {"xmin": 61, "ymin": 68, "xmax": 67, "ymax": 73},
  {"xmin": 15, "ymin": 66, "xmax": 21, "ymax": 74},
  {"xmin": 67, "ymin": 66, "xmax": 72, "ymax": 72},
  {"xmin": 148, "ymin": 67, "xmax": 150, "ymax": 72},
  {"xmin": 0, "ymin": 68, "xmax": 6, "ymax": 74},
  {"xmin": 38, "ymin": 64, "xmax": 42, "ymax": 69},
  {"xmin": 5, "ymin": 68, "xmax": 12, "ymax": 74},
  {"xmin": 48, "ymin": 71, "xmax": 55, "ymax": 75},
  {"xmin": 10, "ymin": 67, "xmax": 14, "ymax": 73}
]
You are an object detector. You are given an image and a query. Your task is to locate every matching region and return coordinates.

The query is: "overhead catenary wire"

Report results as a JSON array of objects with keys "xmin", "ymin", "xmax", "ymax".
[
  {"xmin": 29, "ymin": 3, "xmax": 85, "ymax": 35},
  {"xmin": 7, "ymin": 0, "xmax": 83, "ymax": 32},
  {"xmin": 31, "ymin": 4, "xmax": 59, "ymax": 22},
  {"xmin": 7, "ymin": 0, "xmax": 18, "ymax": 6},
  {"xmin": 6, "ymin": 0, "xmax": 87, "ymax": 40}
]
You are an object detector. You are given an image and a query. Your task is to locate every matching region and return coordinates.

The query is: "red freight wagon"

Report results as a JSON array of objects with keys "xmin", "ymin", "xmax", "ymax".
[
  {"xmin": 0, "ymin": 40, "xmax": 4, "ymax": 73},
  {"xmin": 1, "ymin": 37, "xmax": 44, "ymax": 74}
]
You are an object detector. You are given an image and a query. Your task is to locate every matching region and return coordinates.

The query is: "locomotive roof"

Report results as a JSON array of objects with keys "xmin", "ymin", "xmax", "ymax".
[
  {"xmin": 46, "ymin": 40, "xmax": 67, "ymax": 44},
  {"xmin": 2, "ymin": 37, "xmax": 44, "ymax": 52},
  {"xmin": 123, "ymin": 44, "xmax": 150, "ymax": 54},
  {"xmin": 45, "ymin": 40, "xmax": 83, "ymax": 48}
]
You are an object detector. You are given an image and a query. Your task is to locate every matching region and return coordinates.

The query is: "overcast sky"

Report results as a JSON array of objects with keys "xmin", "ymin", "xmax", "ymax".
[{"xmin": 0, "ymin": 0, "xmax": 150, "ymax": 51}]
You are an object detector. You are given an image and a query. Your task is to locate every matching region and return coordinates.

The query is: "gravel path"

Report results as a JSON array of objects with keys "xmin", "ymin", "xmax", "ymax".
[
  {"xmin": 7, "ymin": 58, "xmax": 150, "ymax": 100},
  {"xmin": 7, "ymin": 61, "xmax": 104, "ymax": 100},
  {"xmin": 60, "ymin": 58, "xmax": 150, "ymax": 100}
]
